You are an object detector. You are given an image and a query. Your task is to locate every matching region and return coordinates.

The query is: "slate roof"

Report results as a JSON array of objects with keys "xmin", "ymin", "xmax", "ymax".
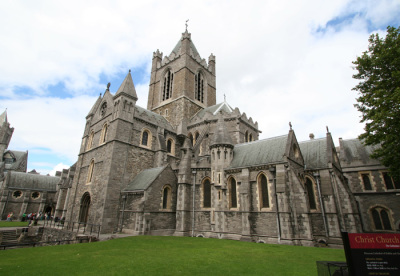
[
  {"xmin": 192, "ymin": 102, "xmax": 234, "ymax": 121},
  {"xmin": 340, "ymin": 138, "xmax": 381, "ymax": 166},
  {"xmin": 6, "ymin": 171, "xmax": 60, "ymax": 191},
  {"xmin": 299, "ymin": 138, "xmax": 328, "ymax": 169},
  {"xmin": 124, "ymin": 166, "xmax": 166, "ymax": 192},
  {"xmin": 135, "ymin": 106, "xmax": 174, "ymax": 132},
  {"xmin": 229, "ymin": 135, "xmax": 288, "ymax": 169}
]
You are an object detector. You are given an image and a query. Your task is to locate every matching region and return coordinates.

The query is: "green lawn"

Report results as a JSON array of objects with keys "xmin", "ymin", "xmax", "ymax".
[
  {"xmin": 0, "ymin": 221, "xmax": 29, "ymax": 228},
  {"xmin": 0, "ymin": 236, "xmax": 345, "ymax": 275}
]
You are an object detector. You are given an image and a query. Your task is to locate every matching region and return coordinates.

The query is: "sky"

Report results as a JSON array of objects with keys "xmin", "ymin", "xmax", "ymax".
[{"xmin": 1, "ymin": 0, "xmax": 399, "ymax": 176}]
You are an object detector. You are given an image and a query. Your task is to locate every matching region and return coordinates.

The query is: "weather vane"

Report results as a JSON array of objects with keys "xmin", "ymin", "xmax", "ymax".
[{"xmin": 185, "ymin": 19, "xmax": 189, "ymax": 31}]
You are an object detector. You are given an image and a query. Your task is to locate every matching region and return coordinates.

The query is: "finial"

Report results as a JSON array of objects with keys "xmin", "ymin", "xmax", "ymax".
[
  {"xmin": 326, "ymin": 126, "xmax": 329, "ymax": 133},
  {"xmin": 100, "ymin": 93, "xmax": 102, "ymax": 97},
  {"xmin": 224, "ymin": 94, "xmax": 226, "ymax": 102},
  {"xmin": 129, "ymin": 69, "xmax": 131, "ymax": 73},
  {"xmin": 289, "ymin": 122, "xmax": 292, "ymax": 130},
  {"xmin": 107, "ymin": 82, "xmax": 111, "ymax": 91},
  {"xmin": 185, "ymin": 19, "xmax": 189, "ymax": 31}
]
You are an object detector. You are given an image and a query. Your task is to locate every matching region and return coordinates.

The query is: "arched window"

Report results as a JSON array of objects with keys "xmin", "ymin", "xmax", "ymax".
[
  {"xmin": 249, "ymin": 134, "xmax": 253, "ymax": 142},
  {"xmin": 86, "ymin": 131, "xmax": 94, "ymax": 150},
  {"xmin": 79, "ymin": 192, "xmax": 91, "ymax": 223},
  {"xmin": 141, "ymin": 129, "xmax": 151, "ymax": 148},
  {"xmin": 87, "ymin": 159, "xmax": 95, "ymax": 183},
  {"xmin": 162, "ymin": 69, "xmax": 173, "ymax": 101},
  {"xmin": 382, "ymin": 172, "xmax": 400, "ymax": 190},
  {"xmin": 371, "ymin": 207, "xmax": 393, "ymax": 230},
  {"xmin": 203, "ymin": 179, "xmax": 211, "ymax": 208},
  {"xmin": 361, "ymin": 173, "xmax": 372, "ymax": 190},
  {"xmin": 229, "ymin": 177, "xmax": 238, "ymax": 208},
  {"xmin": 305, "ymin": 177, "xmax": 317, "ymax": 210},
  {"xmin": 162, "ymin": 185, "xmax": 172, "ymax": 209},
  {"xmin": 99, "ymin": 123, "xmax": 108, "ymax": 144},
  {"xmin": 258, "ymin": 173, "xmax": 269, "ymax": 208},
  {"xmin": 195, "ymin": 72, "xmax": 204, "ymax": 103},
  {"xmin": 245, "ymin": 131, "xmax": 248, "ymax": 142}
]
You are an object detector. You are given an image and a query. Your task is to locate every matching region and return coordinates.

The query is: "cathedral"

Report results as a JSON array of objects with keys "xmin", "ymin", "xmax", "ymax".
[{"xmin": 1, "ymin": 29, "xmax": 399, "ymax": 247}]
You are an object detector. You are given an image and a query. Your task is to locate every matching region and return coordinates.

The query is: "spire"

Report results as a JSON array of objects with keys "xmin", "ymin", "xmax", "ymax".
[
  {"xmin": 115, "ymin": 70, "xmax": 138, "ymax": 101},
  {"xmin": 0, "ymin": 109, "xmax": 7, "ymax": 124}
]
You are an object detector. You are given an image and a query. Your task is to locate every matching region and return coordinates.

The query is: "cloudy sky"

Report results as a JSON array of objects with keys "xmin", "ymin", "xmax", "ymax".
[{"xmin": 1, "ymin": 0, "xmax": 399, "ymax": 175}]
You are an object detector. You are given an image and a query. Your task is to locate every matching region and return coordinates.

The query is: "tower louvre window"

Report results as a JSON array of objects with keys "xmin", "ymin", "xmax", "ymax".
[
  {"xmin": 371, "ymin": 207, "xmax": 393, "ymax": 230},
  {"xmin": 162, "ymin": 70, "xmax": 173, "ymax": 101},
  {"xmin": 195, "ymin": 72, "xmax": 204, "ymax": 103},
  {"xmin": 361, "ymin": 173, "xmax": 372, "ymax": 190}
]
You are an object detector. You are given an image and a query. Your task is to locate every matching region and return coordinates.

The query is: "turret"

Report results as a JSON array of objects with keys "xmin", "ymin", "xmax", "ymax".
[
  {"xmin": 0, "ymin": 110, "xmax": 14, "ymax": 154},
  {"xmin": 113, "ymin": 70, "xmax": 138, "ymax": 121}
]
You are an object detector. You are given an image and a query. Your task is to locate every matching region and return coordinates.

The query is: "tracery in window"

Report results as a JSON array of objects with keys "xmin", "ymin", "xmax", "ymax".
[
  {"xmin": 162, "ymin": 69, "xmax": 173, "ymax": 101},
  {"xmin": 31, "ymin": 192, "xmax": 40, "ymax": 199},
  {"xmin": 195, "ymin": 72, "xmax": 204, "ymax": 103},
  {"xmin": 258, "ymin": 173, "xmax": 270, "ymax": 209},
  {"xmin": 382, "ymin": 172, "xmax": 400, "ymax": 190},
  {"xmin": 203, "ymin": 178, "xmax": 211, "ymax": 208},
  {"xmin": 305, "ymin": 177, "xmax": 317, "ymax": 210},
  {"xmin": 13, "ymin": 191, "xmax": 22, "ymax": 199},
  {"xmin": 371, "ymin": 207, "xmax": 393, "ymax": 231}
]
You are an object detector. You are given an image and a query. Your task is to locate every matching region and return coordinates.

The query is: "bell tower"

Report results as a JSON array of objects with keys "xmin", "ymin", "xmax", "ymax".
[{"xmin": 147, "ymin": 29, "xmax": 216, "ymax": 128}]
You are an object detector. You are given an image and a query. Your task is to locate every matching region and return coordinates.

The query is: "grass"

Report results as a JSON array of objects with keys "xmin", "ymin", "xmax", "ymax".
[
  {"xmin": 0, "ymin": 236, "xmax": 345, "ymax": 275},
  {"xmin": 0, "ymin": 221, "xmax": 29, "ymax": 228}
]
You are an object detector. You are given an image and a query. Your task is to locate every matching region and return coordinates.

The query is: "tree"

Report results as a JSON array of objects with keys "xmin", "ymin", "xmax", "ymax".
[{"xmin": 353, "ymin": 26, "xmax": 400, "ymax": 180}]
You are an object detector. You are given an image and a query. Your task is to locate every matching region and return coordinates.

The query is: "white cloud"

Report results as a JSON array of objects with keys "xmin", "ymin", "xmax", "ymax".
[{"xmin": 0, "ymin": 0, "xmax": 399, "ymax": 169}]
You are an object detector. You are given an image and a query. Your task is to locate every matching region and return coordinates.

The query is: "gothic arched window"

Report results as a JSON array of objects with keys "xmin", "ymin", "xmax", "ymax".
[
  {"xmin": 167, "ymin": 138, "xmax": 175, "ymax": 155},
  {"xmin": 229, "ymin": 177, "xmax": 238, "ymax": 208},
  {"xmin": 361, "ymin": 173, "xmax": 373, "ymax": 190},
  {"xmin": 99, "ymin": 123, "xmax": 108, "ymax": 145},
  {"xmin": 203, "ymin": 179, "xmax": 211, "ymax": 208},
  {"xmin": 141, "ymin": 129, "xmax": 152, "ymax": 148},
  {"xmin": 305, "ymin": 177, "xmax": 317, "ymax": 210},
  {"xmin": 195, "ymin": 72, "xmax": 204, "ymax": 103},
  {"xmin": 371, "ymin": 207, "xmax": 393, "ymax": 231},
  {"xmin": 162, "ymin": 69, "xmax": 173, "ymax": 101},
  {"xmin": 245, "ymin": 131, "xmax": 248, "ymax": 142},
  {"xmin": 87, "ymin": 159, "xmax": 95, "ymax": 183},
  {"xmin": 86, "ymin": 131, "xmax": 94, "ymax": 150},
  {"xmin": 258, "ymin": 173, "xmax": 270, "ymax": 208},
  {"xmin": 162, "ymin": 185, "xmax": 172, "ymax": 209}
]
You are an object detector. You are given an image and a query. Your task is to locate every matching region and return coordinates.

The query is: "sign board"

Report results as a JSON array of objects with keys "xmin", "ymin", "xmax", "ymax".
[{"xmin": 342, "ymin": 232, "xmax": 400, "ymax": 276}]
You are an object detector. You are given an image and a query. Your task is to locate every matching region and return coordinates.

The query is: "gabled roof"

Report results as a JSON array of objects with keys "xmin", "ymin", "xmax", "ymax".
[
  {"xmin": 211, "ymin": 115, "xmax": 233, "ymax": 148},
  {"xmin": 6, "ymin": 171, "xmax": 60, "ymax": 191},
  {"xmin": 135, "ymin": 106, "xmax": 174, "ymax": 132},
  {"xmin": 192, "ymin": 102, "xmax": 234, "ymax": 121},
  {"xmin": 229, "ymin": 135, "xmax": 288, "ymax": 169},
  {"xmin": 124, "ymin": 166, "xmax": 167, "ymax": 192},
  {"xmin": 115, "ymin": 70, "xmax": 138, "ymax": 100},
  {"xmin": 299, "ymin": 138, "xmax": 328, "ymax": 169},
  {"xmin": 86, "ymin": 94, "xmax": 102, "ymax": 117}
]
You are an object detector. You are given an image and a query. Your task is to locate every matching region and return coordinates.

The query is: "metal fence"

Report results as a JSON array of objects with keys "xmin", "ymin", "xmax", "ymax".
[{"xmin": 41, "ymin": 219, "xmax": 101, "ymax": 239}]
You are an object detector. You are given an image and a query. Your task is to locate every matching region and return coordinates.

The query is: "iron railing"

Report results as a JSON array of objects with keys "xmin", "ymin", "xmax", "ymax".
[{"xmin": 41, "ymin": 219, "xmax": 101, "ymax": 239}]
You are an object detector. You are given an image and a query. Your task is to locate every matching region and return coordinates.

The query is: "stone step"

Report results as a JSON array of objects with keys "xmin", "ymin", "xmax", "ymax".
[{"xmin": 1, "ymin": 230, "xmax": 18, "ymax": 245}]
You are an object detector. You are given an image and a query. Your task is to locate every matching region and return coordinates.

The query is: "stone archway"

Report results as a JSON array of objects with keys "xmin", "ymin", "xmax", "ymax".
[{"xmin": 78, "ymin": 192, "xmax": 91, "ymax": 224}]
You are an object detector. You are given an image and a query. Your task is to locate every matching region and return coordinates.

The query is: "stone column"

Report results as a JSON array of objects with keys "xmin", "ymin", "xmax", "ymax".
[{"xmin": 54, "ymin": 189, "xmax": 65, "ymax": 218}]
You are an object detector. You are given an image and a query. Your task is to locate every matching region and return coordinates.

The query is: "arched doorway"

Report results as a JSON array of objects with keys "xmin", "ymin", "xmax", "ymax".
[{"xmin": 79, "ymin": 192, "xmax": 91, "ymax": 224}]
